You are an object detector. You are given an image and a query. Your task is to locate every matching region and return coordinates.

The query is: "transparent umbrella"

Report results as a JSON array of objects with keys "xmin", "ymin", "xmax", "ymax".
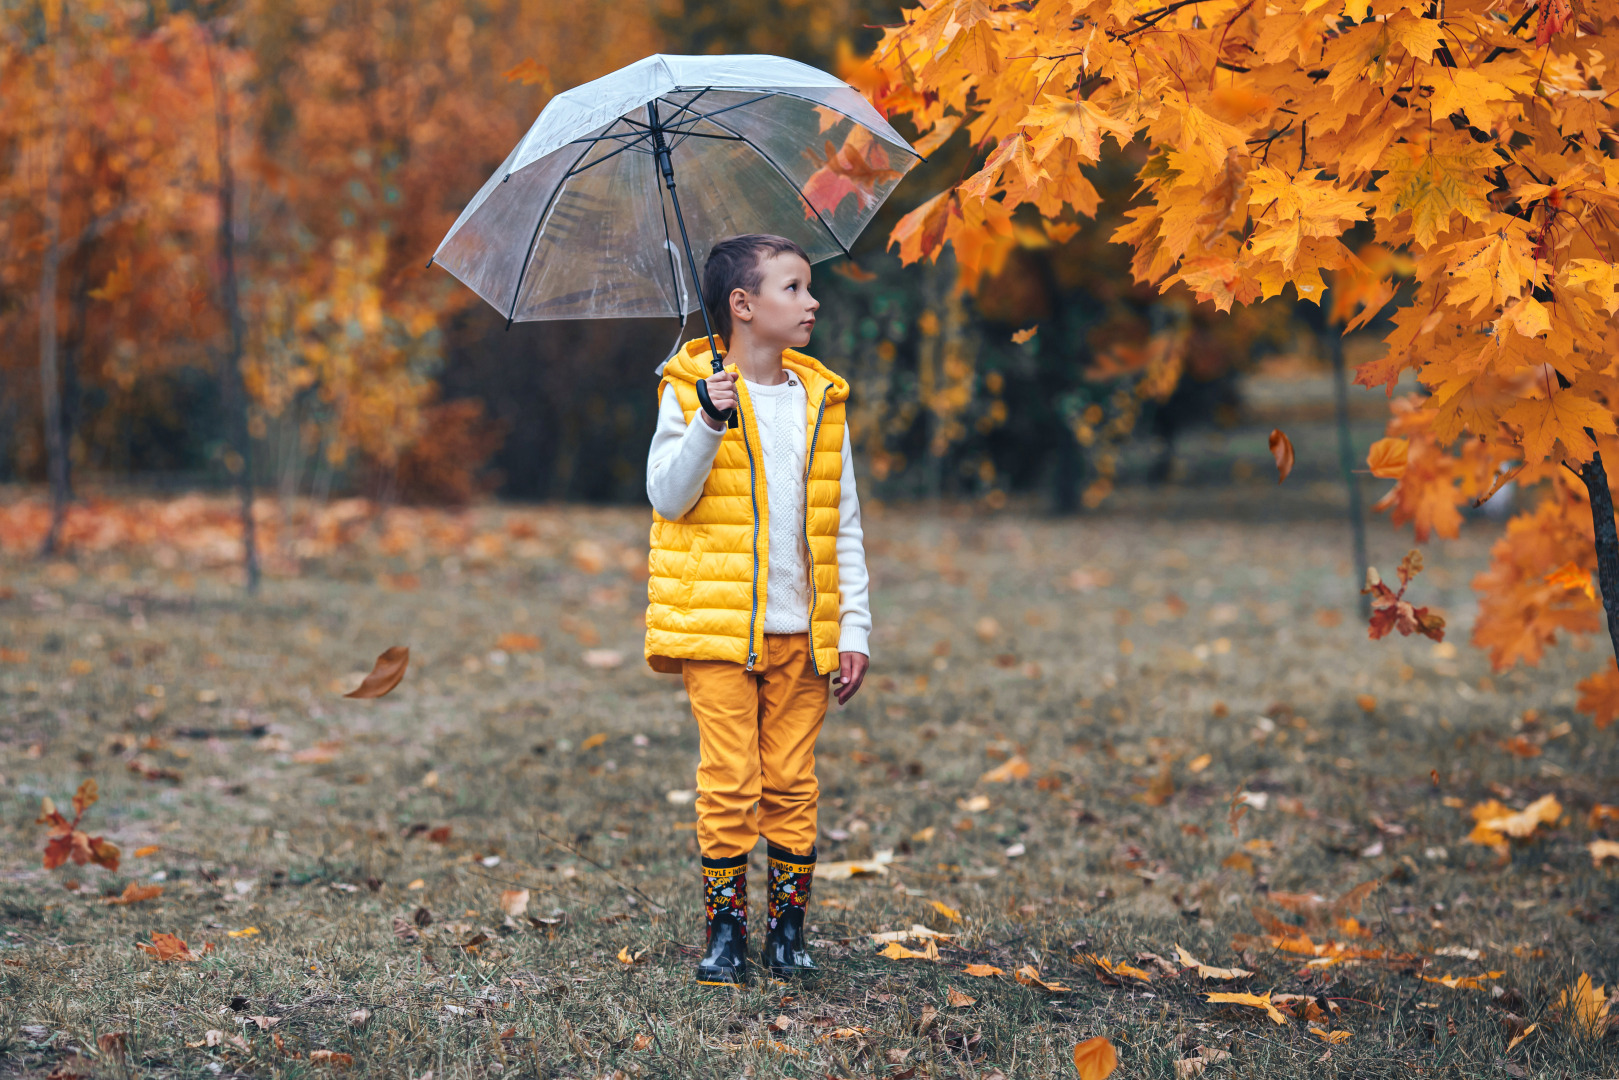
[{"xmin": 429, "ymin": 53, "xmax": 921, "ymax": 422}]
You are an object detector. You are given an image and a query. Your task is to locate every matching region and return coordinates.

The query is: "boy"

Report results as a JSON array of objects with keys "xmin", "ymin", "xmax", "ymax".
[{"xmin": 645, "ymin": 234, "xmax": 871, "ymax": 985}]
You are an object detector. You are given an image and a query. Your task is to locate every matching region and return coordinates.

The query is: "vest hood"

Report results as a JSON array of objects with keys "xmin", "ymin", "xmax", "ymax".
[{"xmin": 661, "ymin": 337, "xmax": 849, "ymax": 405}]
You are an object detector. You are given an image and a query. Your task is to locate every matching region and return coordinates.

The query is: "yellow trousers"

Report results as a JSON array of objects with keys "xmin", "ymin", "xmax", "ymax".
[{"xmin": 683, "ymin": 632, "xmax": 827, "ymax": 860}]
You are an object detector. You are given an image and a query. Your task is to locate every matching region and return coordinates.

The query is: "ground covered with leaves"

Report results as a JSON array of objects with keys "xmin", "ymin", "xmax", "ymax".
[{"xmin": 2, "ymin": 487, "xmax": 1617, "ymax": 1079}]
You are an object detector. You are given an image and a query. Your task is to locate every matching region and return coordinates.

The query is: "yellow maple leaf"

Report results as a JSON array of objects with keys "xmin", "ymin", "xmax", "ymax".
[
  {"xmin": 1373, "ymin": 141, "xmax": 1495, "ymax": 250},
  {"xmin": 1204, "ymin": 990, "xmax": 1288, "ymax": 1025},
  {"xmin": 1021, "ymin": 94, "xmax": 1133, "ymax": 162},
  {"xmin": 1502, "ymin": 388, "xmax": 1615, "ymax": 465}
]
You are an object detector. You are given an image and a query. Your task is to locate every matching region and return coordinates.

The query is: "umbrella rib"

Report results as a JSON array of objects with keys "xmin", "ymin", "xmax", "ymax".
[
  {"xmin": 565, "ymin": 131, "xmax": 656, "ymax": 177},
  {"xmin": 505, "ymin": 142, "xmax": 596, "ymax": 329},
  {"xmin": 699, "ymin": 114, "xmax": 851, "ymax": 257},
  {"xmin": 654, "ymin": 151, "xmax": 689, "ymax": 321}
]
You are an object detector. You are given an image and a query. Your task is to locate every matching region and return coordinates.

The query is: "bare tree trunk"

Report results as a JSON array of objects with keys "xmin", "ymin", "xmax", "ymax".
[
  {"xmin": 1329, "ymin": 330, "xmax": 1370, "ymax": 617},
  {"xmin": 208, "ymin": 33, "xmax": 259, "ymax": 594},
  {"xmin": 1578, "ymin": 450, "xmax": 1619, "ymax": 664},
  {"xmin": 38, "ymin": 47, "xmax": 68, "ymax": 558}
]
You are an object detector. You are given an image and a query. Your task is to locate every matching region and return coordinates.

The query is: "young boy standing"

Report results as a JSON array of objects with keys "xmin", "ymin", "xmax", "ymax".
[{"xmin": 645, "ymin": 234, "xmax": 871, "ymax": 985}]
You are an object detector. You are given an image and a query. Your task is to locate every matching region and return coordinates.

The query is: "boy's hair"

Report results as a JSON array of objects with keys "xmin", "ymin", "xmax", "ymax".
[{"xmin": 702, "ymin": 234, "xmax": 810, "ymax": 345}]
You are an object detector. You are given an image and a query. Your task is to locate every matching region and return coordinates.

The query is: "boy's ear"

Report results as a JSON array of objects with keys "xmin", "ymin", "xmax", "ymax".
[{"xmin": 729, "ymin": 286, "xmax": 752, "ymax": 326}]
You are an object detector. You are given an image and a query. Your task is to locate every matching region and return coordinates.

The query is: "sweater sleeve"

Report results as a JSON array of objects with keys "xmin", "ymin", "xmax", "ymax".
[
  {"xmin": 646, "ymin": 384, "xmax": 724, "ymax": 520},
  {"xmin": 835, "ymin": 423, "xmax": 872, "ymax": 658}
]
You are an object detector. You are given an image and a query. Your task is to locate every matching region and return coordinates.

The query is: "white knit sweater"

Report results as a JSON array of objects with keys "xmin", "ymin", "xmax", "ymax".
[{"xmin": 645, "ymin": 374, "xmax": 872, "ymax": 658}]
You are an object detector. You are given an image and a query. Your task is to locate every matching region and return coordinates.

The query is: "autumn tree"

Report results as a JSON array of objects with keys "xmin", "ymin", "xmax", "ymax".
[
  {"xmin": 858, "ymin": 0, "xmax": 1619, "ymax": 722},
  {"xmin": 0, "ymin": 3, "xmax": 233, "ymax": 549}
]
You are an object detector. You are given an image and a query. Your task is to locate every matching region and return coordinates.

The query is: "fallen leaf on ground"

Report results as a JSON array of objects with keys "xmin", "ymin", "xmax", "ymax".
[
  {"xmin": 617, "ymin": 945, "xmax": 646, "ymax": 965},
  {"xmin": 816, "ymin": 850, "xmax": 894, "ymax": 880},
  {"xmin": 946, "ymin": 987, "xmax": 976, "ymax": 1007},
  {"xmin": 871, "ymin": 924, "xmax": 954, "ymax": 944},
  {"xmin": 137, "ymin": 932, "xmax": 201, "ymax": 962},
  {"xmin": 1084, "ymin": 954, "xmax": 1153, "ymax": 983},
  {"xmin": 500, "ymin": 888, "xmax": 530, "ymax": 917},
  {"xmin": 1204, "ymin": 990, "xmax": 1288, "ymax": 1025},
  {"xmin": 930, "ymin": 900, "xmax": 961, "ymax": 922},
  {"xmin": 1467, "ymin": 794, "xmax": 1562, "ymax": 852},
  {"xmin": 1015, "ymin": 964, "xmax": 1071, "ymax": 991},
  {"xmin": 963, "ymin": 963, "xmax": 1004, "ymax": 977},
  {"xmin": 106, "ymin": 882, "xmax": 163, "ymax": 905},
  {"xmin": 132, "ymin": 845, "xmax": 160, "ymax": 858},
  {"xmin": 1554, "ymin": 973, "xmax": 1610, "ymax": 1038},
  {"xmin": 631, "ymin": 1033, "xmax": 652, "ymax": 1050},
  {"xmin": 1589, "ymin": 839, "xmax": 1619, "ymax": 866},
  {"xmin": 1174, "ymin": 943, "xmax": 1253, "ymax": 980},
  {"xmin": 343, "ymin": 646, "xmax": 409, "ymax": 698},
  {"xmin": 1072, "ymin": 1036, "xmax": 1118, "ymax": 1080},
  {"xmin": 496, "ymin": 632, "xmax": 542, "ymax": 652},
  {"xmin": 981, "ymin": 755, "xmax": 1030, "ymax": 783},
  {"xmin": 308, "ymin": 1049, "xmax": 354, "ymax": 1066},
  {"xmin": 879, "ymin": 939, "xmax": 939, "ymax": 961},
  {"xmin": 1310, "ymin": 1027, "xmax": 1353, "ymax": 1043},
  {"xmin": 1421, "ymin": 971, "xmax": 1504, "ymax": 990},
  {"xmin": 1507, "ymin": 1022, "xmax": 1537, "ymax": 1051},
  {"xmin": 226, "ymin": 926, "xmax": 259, "ymax": 938}
]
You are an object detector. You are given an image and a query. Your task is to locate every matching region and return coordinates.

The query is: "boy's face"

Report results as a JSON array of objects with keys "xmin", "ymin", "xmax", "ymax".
[{"xmin": 732, "ymin": 252, "xmax": 818, "ymax": 349}]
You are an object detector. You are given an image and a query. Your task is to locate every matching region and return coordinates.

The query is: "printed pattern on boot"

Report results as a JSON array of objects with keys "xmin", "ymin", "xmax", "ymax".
[
  {"xmin": 764, "ymin": 844, "xmax": 816, "ymax": 974},
  {"xmin": 697, "ymin": 854, "xmax": 749, "ymax": 985}
]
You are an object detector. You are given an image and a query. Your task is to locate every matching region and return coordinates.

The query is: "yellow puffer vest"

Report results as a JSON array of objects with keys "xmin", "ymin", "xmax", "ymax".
[{"xmin": 645, "ymin": 338, "xmax": 849, "ymax": 675}]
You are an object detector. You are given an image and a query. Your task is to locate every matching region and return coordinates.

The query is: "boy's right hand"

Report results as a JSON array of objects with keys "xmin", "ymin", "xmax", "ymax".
[{"xmin": 699, "ymin": 370, "xmax": 737, "ymax": 430}]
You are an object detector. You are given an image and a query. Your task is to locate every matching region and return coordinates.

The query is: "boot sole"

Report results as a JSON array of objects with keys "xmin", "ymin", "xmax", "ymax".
[{"xmin": 695, "ymin": 975, "xmax": 747, "ymax": 986}]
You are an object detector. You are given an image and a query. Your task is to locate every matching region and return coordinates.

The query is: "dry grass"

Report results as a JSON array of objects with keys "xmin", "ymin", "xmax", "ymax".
[{"xmin": 2, "ymin": 487, "xmax": 1617, "ymax": 1079}]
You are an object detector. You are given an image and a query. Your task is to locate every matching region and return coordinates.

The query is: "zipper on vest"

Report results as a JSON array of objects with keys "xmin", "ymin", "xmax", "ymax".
[
  {"xmin": 802, "ymin": 389, "xmax": 830, "ymax": 676},
  {"xmin": 738, "ymin": 393, "xmax": 762, "ymax": 671}
]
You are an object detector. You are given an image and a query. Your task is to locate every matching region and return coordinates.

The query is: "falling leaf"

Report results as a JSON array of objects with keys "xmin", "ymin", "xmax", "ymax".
[
  {"xmin": 1012, "ymin": 326, "xmax": 1038, "ymax": 344},
  {"xmin": 930, "ymin": 900, "xmax": 962, "ymax": 923},
  {"xmin": 947, "ymin": 987, "xmax": 976, "ymax": 1007},
  {"xmin": 1268, "ymin": 429, "xmax": 1294, "ymax": 483},
  {"xmin": 500, "ymin": 889, "xmax": 530, "ymax": 917},
  {"xmin": 503, "ymin": 58, "xmax": 550, "ymax": 86},
  {"xmin": 105, "ymin": 882, "xmax": 163, "ymax": 905},
  {"xmin": 1072, "ymin": 1036, "xmax": 1118, "ymax": 1080},
  {"xmin": 137, "ymin": 932, "xmax": 200, "ymax": 962},
  {"xmin": 1203, "ymin": 990, "xmax": 1288, "ymax": 1025},
  {"xmin": 1366, "ymin": 437, "xmax": 1409, "ymax": 479},
  {"xmin": 343, "ymin": 646, "xmax": 409, "ymax": 699},
  {"xmin": 963, "ymin": 963, "xmax": 1005, "ymax": 977},
  {"xmin": 37, "ymin": 780, "xmax": 120, "ymax": 872}
]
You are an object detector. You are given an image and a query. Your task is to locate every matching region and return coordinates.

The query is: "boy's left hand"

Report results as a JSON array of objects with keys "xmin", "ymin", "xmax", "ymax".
[{"xmin": 835, "ymin": 652, "xmax": 868, "ymax": 706}]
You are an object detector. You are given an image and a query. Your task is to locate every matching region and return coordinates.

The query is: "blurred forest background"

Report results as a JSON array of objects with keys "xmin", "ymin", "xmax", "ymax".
[{"xmin": 0, "ymin": 0, "xmax": 1396, "ymax": 520}]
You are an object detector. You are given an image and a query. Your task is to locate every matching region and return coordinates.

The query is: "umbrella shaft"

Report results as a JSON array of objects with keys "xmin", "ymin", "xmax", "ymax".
[{"xmin": 649, "ymin": 101, "xmax": 725, "ymax": 379}]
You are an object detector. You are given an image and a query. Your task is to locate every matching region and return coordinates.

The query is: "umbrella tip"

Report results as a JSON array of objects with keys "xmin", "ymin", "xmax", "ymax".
[
  {"xmin": 504, "ymin": 316, "xmax": 514, "ymax": 332},
  {"xmin": 424, "ymin": 256, "xmax": 435, "ymax": 269}
]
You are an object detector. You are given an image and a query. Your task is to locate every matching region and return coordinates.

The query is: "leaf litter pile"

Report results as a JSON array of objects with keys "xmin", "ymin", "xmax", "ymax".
[{"xmin": 2, "ymin": 489, "xmax": 1617, "ymax": 1078}]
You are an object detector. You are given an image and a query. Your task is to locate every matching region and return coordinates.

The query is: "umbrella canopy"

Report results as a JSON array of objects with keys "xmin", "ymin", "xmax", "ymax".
[{"xmin": 430, "ymin": 54, "xmax": 920, "ymax": 327}]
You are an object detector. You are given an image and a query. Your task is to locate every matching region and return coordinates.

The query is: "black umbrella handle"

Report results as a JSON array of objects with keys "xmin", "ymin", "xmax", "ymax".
[
  {"xmin": 650, "ymin": 98, "xmax": 737, "ymax": 430},
  {"xmin": 695, "ymin": 372, "xmax": 736, "ymax": 427}
]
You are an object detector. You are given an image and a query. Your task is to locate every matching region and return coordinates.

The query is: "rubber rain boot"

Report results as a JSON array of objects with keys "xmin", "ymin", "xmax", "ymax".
[
  {"xmin": 762, "ymin": 844, "xmax": 816, "ymax": 976},
  {"xmin": 696, "ymin": 853, "xmax": 748, "ymax": 985}
]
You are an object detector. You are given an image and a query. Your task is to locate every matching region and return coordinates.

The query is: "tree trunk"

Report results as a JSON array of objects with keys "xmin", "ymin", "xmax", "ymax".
[
  {"xmin": 1577, "ymin": 450, "xmax": 1619, "ymax": 664},
  {"xmin": 1329, "ymin": 329, "xmax": 1370, "ymax": 616},
  {"xmin": 209, "ymin": 36, "xmax": 260, "ymax": 594},
  {"xmin": 38, "ymin": 49, "xmax": 68, "ymax": 558}
]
